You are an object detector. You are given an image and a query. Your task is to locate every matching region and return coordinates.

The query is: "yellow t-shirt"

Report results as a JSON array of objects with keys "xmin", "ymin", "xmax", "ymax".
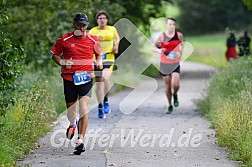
[{"xmin": 89, "ymin": 25, "xmax": 119, "ymax": 62}]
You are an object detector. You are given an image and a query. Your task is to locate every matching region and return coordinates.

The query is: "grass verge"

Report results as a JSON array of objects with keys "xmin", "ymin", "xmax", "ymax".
[
  {"xmin": 0, "ymin": 65, "xmax": 64, "ymax": 167},
  {"xmin": 197, "ymin": 56, "xmax": 252, "ymax": 166}
]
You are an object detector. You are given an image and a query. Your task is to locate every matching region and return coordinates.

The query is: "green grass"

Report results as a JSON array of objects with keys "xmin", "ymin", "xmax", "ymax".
[
  {"xmin": 186, "ymin": 34, "xmax": 228, "ymax": 69},
  {"xmin": 19, "ymin": 65, "xmax": 66, "ymax": 114},
  {"xmin": 197, "ymin": 56, "xmax": 252, "ymax": 166},
  {"xmin": 0, "ymin": 85, "xmax": 55, "ymax": 167},
  {"xmin": 0, "ymin": 65, "xmax": 65, "ymax": 167}
]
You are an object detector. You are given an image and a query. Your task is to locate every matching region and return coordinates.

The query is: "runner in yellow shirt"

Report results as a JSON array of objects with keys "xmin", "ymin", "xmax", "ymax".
[{"xmin": 89, "ymin": 10, "xmax": 120, "ymax": 118}]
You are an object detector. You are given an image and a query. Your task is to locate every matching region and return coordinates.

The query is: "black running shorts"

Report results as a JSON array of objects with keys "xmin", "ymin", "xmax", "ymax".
[{"xmin": 63, "ymin": 79, "xmax": 93, "ymax": 103}]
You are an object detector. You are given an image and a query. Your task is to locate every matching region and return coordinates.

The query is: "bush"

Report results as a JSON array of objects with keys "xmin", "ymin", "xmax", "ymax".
[
  {"xmin": 198, "ymin": 56, "xmax": 252, "ymax": 166},
  {"xmin": 0, "ymin": 2, "xmax": 26, "ymax": 116},
  {"xmin": 0, "ymin": 63, "xmax": 67, "ymax": 166},
  {"xmin": 0, "ymin": 84, "xmax": 56, "ymax": 167}
]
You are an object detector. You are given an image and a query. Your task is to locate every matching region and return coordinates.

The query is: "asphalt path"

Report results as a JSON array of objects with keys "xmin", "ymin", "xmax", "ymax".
[{"xmin": 18, "ymin": 62, "xmax": 238, "ymax": 167}]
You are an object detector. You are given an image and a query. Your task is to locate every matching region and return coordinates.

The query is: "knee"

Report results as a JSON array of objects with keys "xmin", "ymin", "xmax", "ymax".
[
  {"xmin": 96, "ymin": 82, "xmax": 103, "ymax": 89},
  {"xmin": 103, "ymin": 75, "xmax": 110, "ymax": 82},
  {"xmin": 165, "ymin": 83, "xmax": 172, "ymax": 90},
  {"xmin": 173, "ymin": 82, "xmax": 180, "ymax": 89},
  {"xmin": 79, "ymin": 107, "xmax": 88, "ymax": 118}
]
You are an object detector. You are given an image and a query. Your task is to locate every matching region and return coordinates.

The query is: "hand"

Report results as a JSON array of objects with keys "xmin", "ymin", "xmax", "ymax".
[
  {"xmin": 66, "ymin": 58, "xmax": 74, "ymax": 69},
  {"xmin": 98, "ymin": 35, "xmax": 103, "ymax": 42},
  {"xmin": 160, "ymin": 48, "xmax": 166, "ymax": 54},
  {"xmin": 113, "ymin": 45, "xmax": 118, "ymax": 54},
  {"xmin": 175, "ymin": 51, "xmax": 182, "ymax": 58},
  {"xmin": 96, "ymin": 61, "xmax": 103, "ymax": 70}
]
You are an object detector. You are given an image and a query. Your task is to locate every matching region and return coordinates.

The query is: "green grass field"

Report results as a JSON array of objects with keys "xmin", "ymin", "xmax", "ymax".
[{"xmin": 186, "ymin": 34, "xmax": 228, "ymax": 69}]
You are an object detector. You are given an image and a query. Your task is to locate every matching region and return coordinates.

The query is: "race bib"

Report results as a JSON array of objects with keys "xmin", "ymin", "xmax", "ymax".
[{"xmin": 73, "ymin": 71, "xmax": 91, "ymax": 85}]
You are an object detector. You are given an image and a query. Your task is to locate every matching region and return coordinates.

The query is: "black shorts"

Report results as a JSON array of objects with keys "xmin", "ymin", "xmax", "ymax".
[
  {"xmin": 160, "ymin": 63, "xmax": 180, "ymax": 76},
  {"xmin": 63, "ymin": 79, "xmax": 93, "ymax": 103},
  {"xmin": 94, "ymin": 62, "xmax": 113, "ymax": 78}
]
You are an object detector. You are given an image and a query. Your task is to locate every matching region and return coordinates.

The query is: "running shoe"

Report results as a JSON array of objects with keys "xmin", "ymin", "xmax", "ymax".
[
  {"xmin": 103, "ymin": 101, "xmax": 111, "ymax": 114},
  {"xmin": 98, "ymin": 106, "xmax": 106, "ymax": 118},
  {"xmin": 73, "ymin": 139, "xmax": 85, "ymax": 155},
  {"xmin": 166, "ymin": 106, "xmax": 173, "ymax": 114},
  {"xmin": 66, "ymin": 118, "xmax": 78, "ymax": 140},
  {"xmin": 173, "ymin": 94, "xmax": 179, "ymax": 107}
]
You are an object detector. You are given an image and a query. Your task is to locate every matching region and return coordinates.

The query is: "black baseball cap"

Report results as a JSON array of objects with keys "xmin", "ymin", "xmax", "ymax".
[{"xmin": 74, "ymin": 13, "xmax": 89, "ymax": 25}]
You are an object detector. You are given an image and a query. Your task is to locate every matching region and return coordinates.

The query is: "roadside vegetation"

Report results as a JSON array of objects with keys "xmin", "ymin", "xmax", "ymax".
[
  {"xmin": 1, "ymin": 0, "xmax": 251, "ymax": 166},
  {"xmin": 197, "ymin": 56, "xmax": 252, "ymax": 167}
]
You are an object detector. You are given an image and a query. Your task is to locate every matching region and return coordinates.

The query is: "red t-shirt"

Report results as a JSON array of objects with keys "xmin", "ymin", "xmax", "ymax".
[
  {"xmin": 160, "ymin": 32, "xmax": 181, "ymax": 64},
  {"xmin": 51, "ymin": 32, "xmax": 102, "ymax": 81}
]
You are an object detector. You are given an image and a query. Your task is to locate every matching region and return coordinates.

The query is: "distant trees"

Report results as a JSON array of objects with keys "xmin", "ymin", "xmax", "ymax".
[
  {"xmin": 2, "ymin": 0, "xmax": 169, "ymax": 69},
  {"xmin": 243, "ymin": 0, "xmax": 252, "ymax": 10},
  {"xmin": 176, "ymin": 0, "xmax": 252, "ymax": 35},
  {"xmin": 2, "ymin": 0, "xmax": 252, "ymax": 71}
]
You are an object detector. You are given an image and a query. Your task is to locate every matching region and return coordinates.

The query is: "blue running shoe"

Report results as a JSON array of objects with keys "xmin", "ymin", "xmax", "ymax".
[
  {"xmin": 98, "ymin": 106, "xmax": 105, "ymax": 118},
  {"xmin": 103, "ymin": 101, "xmax": 111, "ymax": 114}
]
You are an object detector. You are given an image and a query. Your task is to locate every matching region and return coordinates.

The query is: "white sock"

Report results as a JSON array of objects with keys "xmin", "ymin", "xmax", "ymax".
[
  {"xmin": 76, "ymin": 138, "xmax": 83, "ymax": 145},
  {"xmin": 70, "ymin": 117, "xmax": 78, "ymax": 126}
]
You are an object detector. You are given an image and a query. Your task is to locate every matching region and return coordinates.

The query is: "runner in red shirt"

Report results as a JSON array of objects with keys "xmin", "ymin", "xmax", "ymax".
[
  {"xmin": 51, "ymin": 13, "xmax": 103, "ymax": 155},
  {"xmin": 152, "ymin": 18, "xmax": 183, "ymax": 114}
]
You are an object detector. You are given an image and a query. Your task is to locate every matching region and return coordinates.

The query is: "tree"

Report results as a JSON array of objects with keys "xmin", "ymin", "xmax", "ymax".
[
  {"xmin": 3, "ymin": 0, "xmax": 97, "ymax": 68},
  {"xmin": 0, "ymin": 0, "xmax": 25, "ymax": 115},
  {"xmin": 102, "ymin": 0, "xmax": 172, "ymax": 34},
  {"xmin": 2, "ymin": 0, "xmax": 171, "ymax": 69},
  {"xmin": 243, "ymin": 0, "xmax": 252, "ymax": 10},
  {"xmin": 177, "ymin": 0, "xmax": 252, "ymax": 35}
]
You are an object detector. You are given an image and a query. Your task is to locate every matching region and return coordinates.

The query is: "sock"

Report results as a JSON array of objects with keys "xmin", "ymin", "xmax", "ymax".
[
  {"xmin": 70, "ymin": 117, "xmax": 77, "ymax": 126},
  {"xmin": 76, "ymin": 138, "xmax": 83, "ymax": 145},
  {"xmin": 99, "ymin": 103, "xmax": 102, "ymax": 108},
  {"xmin": 104, "ymin": 97, "xmax": 108, "ymax": 102}
]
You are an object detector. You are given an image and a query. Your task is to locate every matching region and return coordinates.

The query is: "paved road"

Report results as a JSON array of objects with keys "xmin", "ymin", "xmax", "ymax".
[{"xmin": 18, "ymin": 62, "xmax": 238, "ymax": 167}]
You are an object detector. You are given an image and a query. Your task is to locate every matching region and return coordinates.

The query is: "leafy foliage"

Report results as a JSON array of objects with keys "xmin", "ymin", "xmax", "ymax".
[
  {"xmin": 0, "ymin": 0, "xmax": 25, "ymax": 115},
  {"xmin": 4, "ymin": 0, "xmax": 95, "ymax": 68},
  {"xmin": 243, "ymin": 0, "xmax": 252, "ymax": 10},
  {"xmin": 94, "ymin": 0, "xmax": 171, "ymax": 33},
  {"xmin": 2, "ymin": 0, "xmax": 170, "ymax": 69},
  {"xmin": 0, "ymin": 84, "xmax": 55, "ymax": 166},
  {"xmin": 177, "ymin": 0, "xmax": 252, "ymax": 35}
]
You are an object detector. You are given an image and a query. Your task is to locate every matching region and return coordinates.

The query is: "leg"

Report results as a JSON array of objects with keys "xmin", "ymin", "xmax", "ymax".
[
  {"xmin": 102, "ymin": 66, "xmax": 113, "ymax": 114},
  {"xmin": 172, "ymin": 72, "xmax": 180, "ymax": 96},
  {"xmin": 63, "ymin": 79, "xmax": 78, "ymax": 140},
  {"xmin": 64, "ymin": 79, "xmax": 78, "ymax": 123},
  {"xmin": 163, "ymin": 75, "xmax": 172, "ymax": 107},
  {"xmin": 103, "ymin": 68, "xmax": 112, "ymax": 100},
  {"xmin": 95, "ymin": 76, "xmax": 104, "ymax": 105},
  {"xmin": 73, "ymin": 81, "xmax": 93, "ymax": 155},
  {"xmin": 78, "ymin": 96, "xmax": 90, "ymax": 141},
  {"xmin": 95, "ymin": 76, "xmax": 106, "ymax": 118},
  {"xmin": 171, "ymin": 65, "xmax": 181, "ymax": 107},
  {"xmin": 66, "ymin": 101, "xmax": 77, "ymax": 125}
]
